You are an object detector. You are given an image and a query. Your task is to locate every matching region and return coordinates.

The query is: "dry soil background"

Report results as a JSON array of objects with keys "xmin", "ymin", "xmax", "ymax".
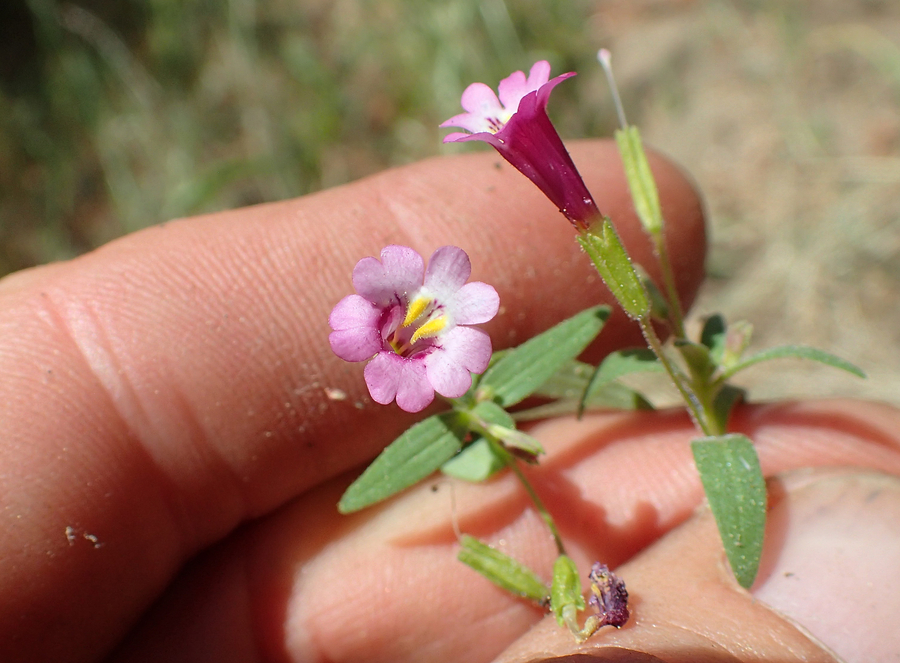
[{"xmin": 599, "ymin": 0, "xmax": 900, "ymax": 405}]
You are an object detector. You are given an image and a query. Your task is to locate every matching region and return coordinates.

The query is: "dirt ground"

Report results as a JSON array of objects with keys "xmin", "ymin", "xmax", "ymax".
[{"xmin": 598, "ymin": 0, "xmax": 900, "ymax": 405}]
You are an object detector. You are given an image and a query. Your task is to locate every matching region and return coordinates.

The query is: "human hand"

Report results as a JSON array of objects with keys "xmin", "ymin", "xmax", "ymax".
[{"xmin": 1, "ymin": 141, "xmax": 897, "ymax": 662}]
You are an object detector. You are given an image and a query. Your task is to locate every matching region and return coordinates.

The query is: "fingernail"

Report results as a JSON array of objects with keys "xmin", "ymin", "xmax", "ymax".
[{"xmin": 752, "ymin": 470, "xmax": 900, "ymax": 662}]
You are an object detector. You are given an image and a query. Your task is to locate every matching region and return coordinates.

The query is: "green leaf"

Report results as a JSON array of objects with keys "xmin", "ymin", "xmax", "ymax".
[
  {"xmin": 550, "ymin": 554, "xmax": 585, "ymax": 626},
  {"xmin": 722, "ymin": 345, "xmax": 866, "ymax": 380},
  {"xmin": 691, "ymin": 434, "xmax": 766, "ymax": 588},
  {"xmin": 579, "ymin": 348, "xmax": 662, "ymax": 416},
  {"xmin": 443, "ymin": 401, "xmax": 544, "ymax": 479},
  {"xmin": 457, "ymin": 535, "xmax": 549, "ymax": 603},
  {"xmin": 639, "ymin": 268, "xmax": 671, "ymax": 321},
  {"xmin": 578, "ymin": 221, "xmax": 650, "ymax": 319},
  {"xmin": 486, "ymin": 426, "xmax": 544, "ymax": 458},
  {"xmin": 513, "ymin": 384, "xmax": 653, "ymax": 421},
  {"xmin": 709, "ymin": 384, "xmax": 745, "ymax": 433},
  {"xmin": 478, "ymin": 306, "xmax": 610, "ymax": 407},
  {"xmin": 615, "ymin": 126, "xmax": 663, "ymax": 235},
  {"xmin": 699, "ymin": 314, "xmax": 728, "ymax": 364},
  {"xmin": 532, "ymin": 360, "xmax": 597, "ymax": 400},
  {"xmin": 720, "ymin": 320, "xmax": 754, "ymax": 368},
  {"xmin": 441, "ymin": 438, "xmax": 506, "ymax": 482},
  {"xmin": 338, "ymin": 412, "xmax": 466, "ymax": 513},
  {"xmin": 468, "ymin": 400, "xmax": 516, "ymax": 429},
  {"xmin": 675, "ymin": 339, "xmax": 717, "ymax": 383},
  {"xmin": 470, "ymin": 400, "xmax": 544, "ymax": 459}
]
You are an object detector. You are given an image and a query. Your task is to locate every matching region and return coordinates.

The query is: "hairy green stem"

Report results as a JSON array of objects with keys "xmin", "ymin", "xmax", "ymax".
[
  {"xmin": 501, "ymin": 445, "xmax": 566, "ymax": 556},
  {"xmin": 652, "ymin": 232, "xmax": 686, "ymax": 338},
  {"xmin": 638, "ymin": 318, "xmax": 713, "ymax": 436}
]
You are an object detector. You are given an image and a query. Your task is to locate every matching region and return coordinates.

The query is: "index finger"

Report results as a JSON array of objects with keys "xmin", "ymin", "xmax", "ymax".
[{"xmin": 0, "ymin": 139, "xmax": 704, "ymax": 661}]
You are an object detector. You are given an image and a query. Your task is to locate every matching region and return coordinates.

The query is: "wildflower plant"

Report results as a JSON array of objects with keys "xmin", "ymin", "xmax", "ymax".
[{"xmin": 329, "ymin": 52, "xmax": 865, "ymax": 642}]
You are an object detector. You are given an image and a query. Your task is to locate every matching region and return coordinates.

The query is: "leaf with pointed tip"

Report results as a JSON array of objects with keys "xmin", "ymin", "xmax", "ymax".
[
  {"xmin": 550, "ymin": 554, "xmax": 585, "ymax": 626},
  {"xmin": 514, "ymin": 384, "xmax": 654, "ymax": 421},
  {"xmin": 532, "ymin": 360, "xmax": 596, "ymax": 400},
  {"xmin": 441, "ymin": 437, "xmax": 506, "ymax": 482},
  {"xmin": 700, "ymin": 314, "xmax": 728, "ymax": 363},
  {"xmin": 692, "ymin": 434, "xmax": 766, "ymax": 588},
  {"xmin": 579, "ymin": 348, "xmax": 662, "ymax": 416},
  {"xmin": 458, "ymin": 535, "xmax": 549, "ymax": 603},
  {"xmin": 338, "ymin": 412, "xmax": 466, "ymax": 513},
  {"xmin": 478, "ymin": 306, "xmax": 610, "ymax": 407},
  {"xmin": 615, "ymin": 125, "xmax": 663, "ymax": 235},
  {"xmin": 722, "ymin": 345, "xmax": 865, "ymax": 379}
]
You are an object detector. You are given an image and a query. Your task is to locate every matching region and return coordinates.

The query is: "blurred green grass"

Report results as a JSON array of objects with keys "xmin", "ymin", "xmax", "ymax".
[{"xmin": 0, "ymin": 0, "xmax": 607, "ymax": 275}]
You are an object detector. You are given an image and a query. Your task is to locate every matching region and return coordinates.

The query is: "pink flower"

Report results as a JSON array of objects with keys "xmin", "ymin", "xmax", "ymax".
[
  {"xmin": 441, "ymin": 61, "xmax": 602, "ymax": 230},
  {"xmin": 329, "ymin": 245, "xmax": 499, "ymax": 413}
]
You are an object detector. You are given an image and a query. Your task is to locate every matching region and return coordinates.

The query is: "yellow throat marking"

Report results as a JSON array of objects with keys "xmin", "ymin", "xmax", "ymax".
[
  {"xmin": 410, "ymin": 316, "xmax": 447, "ymax": 344},
  {"xmin": 403, "ymin": 295, "xmax": 448, "ymax": 345},
  {"xmin": 403, "ymin": 295, "xmax": 431, "ymax": 328}
]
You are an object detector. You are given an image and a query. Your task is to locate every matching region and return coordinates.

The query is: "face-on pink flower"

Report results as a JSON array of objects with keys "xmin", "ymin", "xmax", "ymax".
[
  {"xmin": 329, "ymin": 245, "xmax": 499, "ymax": 413},
  {"xmin": 441, "ymin": 61, "xmax": 602, "ymax": 230}
]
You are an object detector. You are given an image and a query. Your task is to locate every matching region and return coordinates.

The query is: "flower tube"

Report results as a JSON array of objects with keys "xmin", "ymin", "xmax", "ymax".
[{"xmin": 441, "ymin": 61, "xmax": 602, "ymax": 230}]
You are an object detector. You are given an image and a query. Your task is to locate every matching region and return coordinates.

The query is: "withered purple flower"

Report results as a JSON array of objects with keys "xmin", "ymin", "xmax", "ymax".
[
  {"xmin": 588, "ymin": 562, "xmax": 629, "ymax": 628},
  {"xmin": 441, "ymin": 61, "xmax": 602, "ymax": 230},
  {"xmin": 329, "ymin": 245, "xmax": 499, "ymax": 413}
]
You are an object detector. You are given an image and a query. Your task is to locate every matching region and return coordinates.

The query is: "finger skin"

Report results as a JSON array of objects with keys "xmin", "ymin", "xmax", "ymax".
[
  {"xmin": 495, "ymin": 472, "xmax": 847, "ymax": 663},
  {"xmin": 0, "ymin": 140, "xmax": 704, "ymax": 662},
  {"xmin": 106, "ymin": 400, "xmax": 900, "ymax": 662}
]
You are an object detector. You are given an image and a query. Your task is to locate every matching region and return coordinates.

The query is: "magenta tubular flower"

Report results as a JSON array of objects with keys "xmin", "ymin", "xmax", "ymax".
[
  {"xmin": 441, "ymin": 61, "xmax": 602, "ymax": 230},
  {"xmin": 329, "ymin": 245, "xmax": 499, "ymax": 413}
]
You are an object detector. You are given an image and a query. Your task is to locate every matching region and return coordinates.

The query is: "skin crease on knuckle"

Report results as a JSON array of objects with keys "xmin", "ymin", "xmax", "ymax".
[{"xmin": 0, "ymin": 141, "xmax": 706, "ymax": 663}]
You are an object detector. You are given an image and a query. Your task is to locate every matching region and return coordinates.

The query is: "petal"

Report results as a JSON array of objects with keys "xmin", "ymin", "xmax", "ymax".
[
  {"xmin": 525, "ymin": 60, "xmax": 552, "ymax": 90},
  {"xmin": 439, "ymin": 112, "xmax": 493, "ymax": 135},
  {"xmin": 328, "ymin": 295, "xmax": 384, "ymax": 361},
  {"xmin": 498, "ymin": 61, "xmax": 550, "ymax": 113},
  {"xmin": 441, "ymin": 130, "xmax": 500, "ymax": 146},
  {"xmin": 364, "ymin": 352, "xmax": 403, "ymax": 405},
  {"xmin": 424, "ymin": 246, "xmax": 471, "ymax": 302},
  {"xmin": 328, "ymin": 294, "xmax": 380, "ymax": 331},
  {"xmin": 497, "ymin": 69, "xmax": 528, "ymax": 109},
  {"xmin": 395, "ymin": 359, "xmax": 435, "ymax": 412},
  {"xmin": 459, "ymin": 82, "xmax": 503, "ymax": 116},
  {"xmin": 424, "ymin": 347, "xmax": 473, "ymax": 399},
  {"xmin": 438, "ymin": 326, "xmax": 493, "ymax": 374},
  {"xmin": 329, "ymin": 328, "xmax": 383, "ymax": 362},
  {"xmin": 352, "ymin": 246, "xmax": 424, "ymax": 307},
  {"xmin": 449, "ymin": 281, "xmax": 499, "ymax": 325},
  {"xmin": 533, "ymin": 72, "xmax": 576, "ymax": 109}
]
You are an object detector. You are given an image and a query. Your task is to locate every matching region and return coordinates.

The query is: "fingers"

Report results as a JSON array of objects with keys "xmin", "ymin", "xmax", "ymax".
[
  {"xmin": 497, "ymin": 467, "xmax": 900, "ymax": 663},
  {"xmin": 106, "ymin": 400, "xmax": 900, "ymax": 662},
  {"xmin": 0, "ymin": 140, "xmax": 704, "ymax": 662}
]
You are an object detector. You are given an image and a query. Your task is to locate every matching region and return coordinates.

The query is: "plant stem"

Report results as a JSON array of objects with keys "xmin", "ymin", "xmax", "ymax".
[
  {"xmin": 638, "ymin": 317, "xmax": 713, "ymax": 436},
  {"xmin": 503, "ymin": 447, "xmax": 566, "ymax": 556},
  {"xmin": 652, "ymin": 232, "xmax": 686, "ymax": 338}
]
